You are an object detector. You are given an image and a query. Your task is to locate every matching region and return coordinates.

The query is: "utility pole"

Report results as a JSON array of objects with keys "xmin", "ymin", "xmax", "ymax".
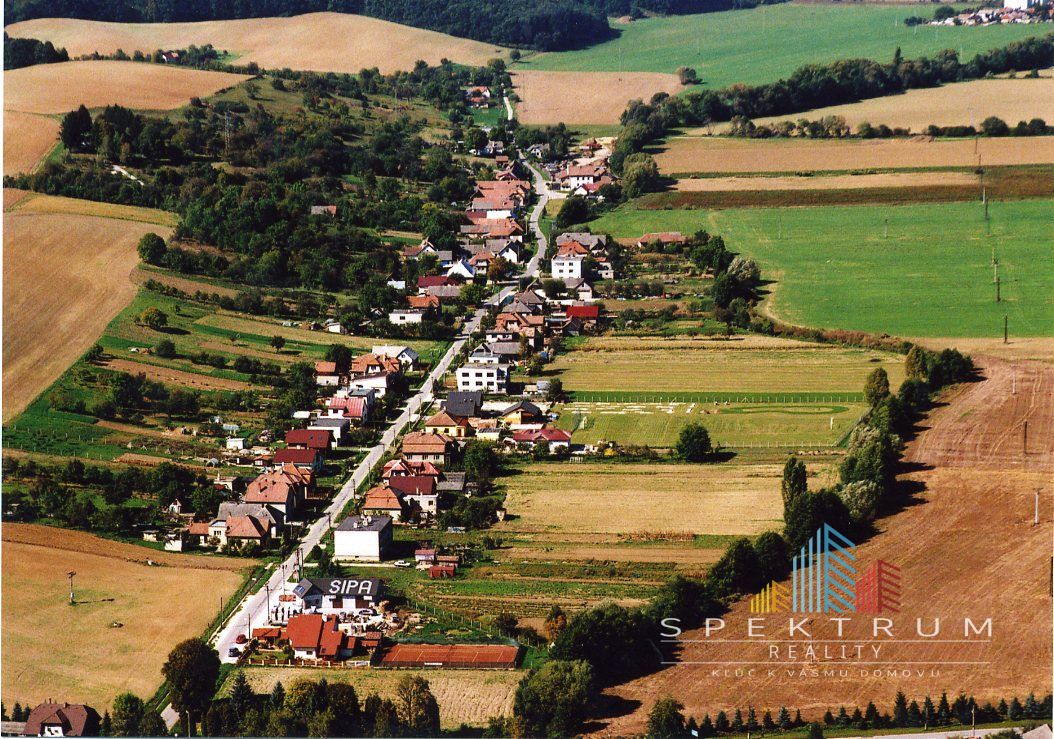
[
  {"xmin": 1035, "ymin": 489, "xmax": 1040, "ymax": 526},
  {"xmin": 1004, "ymin": 314, "xmax": 1009, "ymax": 344},
  {"xmin": 884, "ymin": 217, "xmax": 888, "ymax": 239},
  {"xmin": 67, "ymin": 571, "xmax": 77, "ymax": 605},
  {"xmin": 1023, "ymin": 420, "xmax": 1028, "ymax": 454},
  {"xmin": 995, "ymin": 275, "xmax": 1001, "ymax": 302}
]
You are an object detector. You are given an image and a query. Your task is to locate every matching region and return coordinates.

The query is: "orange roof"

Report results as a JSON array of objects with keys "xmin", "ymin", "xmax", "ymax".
[
  {"xmin": 315, "ymin": 361, "xmax": 338, "ymax": 375},
  {"xmin": 351, "ymin": 353, "xmax": 401, "ymax": 375},
  {"xmin": 286, "ymin": 613, "xmax": 324, "ymax": 650},
  {"xmin": 226, "ymin": 515, "xmax": 269, "ymax": 539},
  {"xmin": 402, "ymin": 431, "xmax": 454, "ymax": 454},
  {"xmin": 425, "ymin": 411, "xmax": 468, "ymax": 428},
  {"xmin": 407, "ymin": 294, "xmax": 440, "ymax": 310},
  {"xmin": 363, "ymin": 485, "xmax": 404, "ymax": 511},
  {"xmin": 188, "ymin": 522, "xmax": 210, "ymax": 536},
  {"xmin": 382, "ymin": 459, "xmax": 441, "ymax": 478}
]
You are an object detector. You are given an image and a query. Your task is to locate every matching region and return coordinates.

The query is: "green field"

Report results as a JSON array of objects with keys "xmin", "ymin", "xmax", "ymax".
[
  {"xmin": 586, "ymin": 198, "xmax": 1054, "ymax": 338},
  {"xmin": 516, "ymin": 3, "xmax": 1051, "ymax": 86}
]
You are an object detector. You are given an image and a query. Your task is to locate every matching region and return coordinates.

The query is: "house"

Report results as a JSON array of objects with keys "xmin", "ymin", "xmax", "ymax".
[
  {"xmin": 565, "ymin": 278, "xmax": 595, "ymax": 302},
  {"xmin": 217, "ymin": 501, "xmax": 281, "ymax": 530},
  {"xmin": 486, "ymin": 341, "xmax": 522, "ymax": 362},
  {"xmin": 556, "ymin": 240, "xmax": 590, "ymax": 257},
  {"xmin": 557, "ymin": 232, "xmax": 607, "ymax": 251},
  {"xmin": 226, "ymin": 437, "xmax": 246, "ymax": 451},
  {"xmin": 512, "ymin": 428, "xmax": 573, "ymax": 453},
  {"xmin": 382, "ymin": 458, "xmax": 442, "ymax": 479},
  {"xmin": 292, "ymin": 577, "xmax": 384, "ymax": 616},
  {"xmin": 415, "ymin": 548, "xmax": 437, "ymax": 564},
  {"xmin": 424, "ymin": 410, "xmax": 471, "ymax": 438},
  {"xmin": 314, "ymin": 361, "xmax": 341, "ymax": 387},
  {"xmin": 389, "ymin": 309, "xmax": 424, "ymax": 325},
  {"xmin": 285, "ymin": 429, "xmax": 331, "ymax": 453},
  {"xmin": 273, "ymin": 448, "xmax": 322, "ymax": 473},
  {"xmin": 244, "ymin": 466, "xmax": 310, "ymax": 518},
  {"xmin": 407, "ymin": 293, "xmax": 440, "ymax": 312},
  {"xmin": 223, "ymin": 514, "xmax": 272, "ymax": 547},
  {"xmin": 310, "ymin": 205, "xmax": 338, "ymax": 216},
  {"xmin": 443, "ymin": 391, "xmax": 484, "ymax": 418},
  {"xmin": 347, "ymin": 372, "xmax": 391, "ymax": 398},
  {"xmin": 334, "ymin": 515, "xmax": 393, "ymax": 561},
  {"xmin": 456, "ymin": 362, "xmax": 507, "ymax": 394},
  {"xmin": 22, "ymin": 702, "xmax": 100, "ymax": 737},
  {"xmin": 307, "ymin": 416, "xmax": 351, "ymax": 447},
  {"xmin": 422, "ymin": 284, "xmax": 462, "ymax": 300},
  {"xmin": 351, "ymin": 353, "xmax": 401, "ymax": 377},
  {"xmin": 285, "ymin": 614, "xmax": 358, "ymax": 660},
  {"xmin": 446, "ymin": 259, "xmax": 476, "ymax": 280},
  {"xmin": 552, "ymin": 254, "xmax": 584, "ymax": 282},
  {"xmin": 554, "ymin": 164, "xmax": 608, "ymax": 190},
  {"xmin": 566, "ymin": 304, "xmax": 601, "ymax": 329},
  {"xmin": 636, "ymin": 232, "xmax": 685, "ymax": 248},
  {"xmin": 417, "ymin": 275, "xmax": 458, "ymax": 291},
  {"xmin": 402, "ymin": 431, "xmax": 457, "ymax": 466},
  {"xmin": 501, "ymin": 400, "xmax": 543, "ymax": 426},
  {"xmin": 372, "ymin": 345, "xmax": 420, "ymax": 369},
  {"xmin": 324, "ymin": 320, "xmax": 347, "ymax": 335},
  {"xmin": 464, "ymin": 85, "xmax": 492, "ymax": 106},
  {"xmin": 361, "ymin": 485, "xmax": 406, "ymax": 521},
  {"xmin": 469, "ymin": 344, "xmax": 502, "ymax": 365},
  {"xmin": 326, "ymin": 395, "xmax": 370, "ymax": 424},
  {"xmin": 405, "ymin": 238, "xmax": 438, "ymax": 259},
  {"xmin": 388, "ymin": 475, "xmax": 439, "ymax": 517}
]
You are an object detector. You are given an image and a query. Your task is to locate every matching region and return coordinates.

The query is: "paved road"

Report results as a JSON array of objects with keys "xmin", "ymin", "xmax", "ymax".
[{"xmin": 163, "ymin": 158, "xmax": 550, "ymax": 729}]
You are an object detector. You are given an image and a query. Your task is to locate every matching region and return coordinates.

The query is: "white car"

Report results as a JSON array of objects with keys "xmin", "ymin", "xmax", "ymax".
[{"xmin": 393, "ymin": 560, "xmax": 413, "ymax": 568}]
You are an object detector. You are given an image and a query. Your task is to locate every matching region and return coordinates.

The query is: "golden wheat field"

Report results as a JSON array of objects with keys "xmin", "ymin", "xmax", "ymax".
[
  {"xmin": 4, "ymin": 60, "xmax": 249, "ymax": 114},
  {"xmin": 512, "ymin": 69, "xmax": 682, "ymax": 124},
  {"xmin": 3, "ymin": 110, "xmax": 59, "ymax": 176},
  {"xmin": 3, "ymin": 192, "xmax": 175, "ymax": 421},
  {"xmin": 6, "ymin": 13, "xmax": 510, "ymax": 75},
  {"xmin": 673, "ymin": 170, "xmax": 979, "ymax": 191}
]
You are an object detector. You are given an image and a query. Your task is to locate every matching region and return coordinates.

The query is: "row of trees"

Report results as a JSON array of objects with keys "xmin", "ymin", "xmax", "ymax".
[
  {"xmin": 732, "ymin": 112, "xmax": 1052, "ymax": 140},
  {"xmin": 3, "ymin": 33, "xmax": 68, "ymax": 69}
]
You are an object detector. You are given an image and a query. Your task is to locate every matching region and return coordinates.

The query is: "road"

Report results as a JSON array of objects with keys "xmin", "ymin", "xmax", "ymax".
[{"xmin": 163, "ymin": 158, "xmax": 549, "ymax": 728}]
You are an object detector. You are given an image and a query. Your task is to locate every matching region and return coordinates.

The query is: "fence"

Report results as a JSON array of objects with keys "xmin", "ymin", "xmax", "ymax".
[
  {"xmin": 402, "ymin": 594, "xmax": 547, "ymax": 650},
  {"xmin": 568, "ymin": 390, "xmax": 865, "ymax": 404}
]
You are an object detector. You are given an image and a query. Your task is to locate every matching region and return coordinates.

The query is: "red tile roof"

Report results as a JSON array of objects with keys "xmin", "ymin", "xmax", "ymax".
[
  {"xmin": 285, "ymin": 429, "xmax": 331, "ymax": 450},
  {"xmin": 314, "ymin": 361, "xmax": 339, "ymax": 375},
  {"xmin": 327, "ymin": 396, "xmax": 367, "ymax": 419},
  {"xmin": 418, "ymin": 276, "xmax": 458, "ymax": 288},
  {"xmin": 226, "ymin": 515, "xmax": 269, "ymax": 540},
  {"xmin": 566, "ymin": 305, "xmax": 600, "ymax": 320},
  {"xmin": 273, "ymin": 448, "xmax": 318, "ymax": 466},
  {"xmin": 362, "ymin": 485, "xmax": 404, "ymax": 511},
  {"xmin": 512, "ymin": 428, "xmax": 572, "ymax": 444},
  {"xmin": 387, "ymin": 475, "xmax": 437, "ymax": 496}
]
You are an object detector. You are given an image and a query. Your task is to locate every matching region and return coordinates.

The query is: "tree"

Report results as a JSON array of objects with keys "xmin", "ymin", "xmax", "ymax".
[
  {"xmin": 154, "ymin": 339, "xmax": 176, "ymax": 358},
  {"xmin": 808, "ymin": 721, "xmax": 826, "ymax": 739},
  {"xmin": 324, "ymin": 344, "xmax": 353, "ymax": 373},
  {"xmin": 493, "ymin": 612, "xmax": 519, "ymax": 636},
  {"xmin": 647, "ymin": 696, "xmax": 687, "ymax": 738},
  {"xmin": 270, "ymin": 335, "xmax": 286, "ymax": 353},
  {"xmin": 753, "ymin": 531, "xmax": 790, "ymax": 584},
  {"xmin": 784, "ymin": 490, "xmax": 854, "ymax": 551},
  {"xmin": 981, "ymin": 116, "xmax": 1010, "ymax": 136},
  {"xmin": 513, "ymin": 660, "xmax": 595, "ymax": 738},
  {"xmin": 229, "ymin": 670, "xmax": 254, "ymax": 722},
  {"xmin": 706, "ymin": 537, "xmax": 762, "ymax": 597},
  {"xmin": 162, "ymin": 638, "xmax": 220, "ymax": 733},
  {"xmin": 245, "ymin": 80, "xmax": 260, "ymax": 100},
  {"xmin": 395, "ymin": 675, "xmax": 440, "ymax": 737},
  {"xmin": 622, "ymin": 152, "xmax": 661, "ymax": 198},
  {"xmin": 139, "ymin": 307, "xmax": 168, "ymax": 331},
  {"xmin": 100, "ymin": 712, "xmax": 112, "ymax": 737},
  {"xmin": 136, "ymin": 233, "xmax": 167, "ymax": 265},
  {"xmin": 677, "ymin": 66, "xmax": 699, "ymax": 85},
  {"xmin": 905, "ymin": 345, "xmax": 928, "ymax": 380},
  {"xmin": 543, "ymin": 605, "xmax": 568, "ymax": 642},
  {"xmin": 894, "ymin": 690, "xmax": 909, "ymax": 727},
  {"xmin": 555, "ymin": 196, "xmax": 590, "ymax": 229},
  {"xmin": 864, "ymin": 367, "xmax": 891, "ymax": 406},
  {"xmin": 59, "ymin": 105, "xmax": 93, "ymax": 149},
  {"xmin": 837, "ymin": 479, "xmax": 882, "ymax": 523},
  {"xmin": 110, "ymin": 693, "xmax": 145, "ymax": 736},
  {"xmin": 781, "ymin": 456, "xmax": 807, "ymax": 508},
  {"xmin": 675, "ymin": 423, "xmax": 713, "ymax": 462},
  {"xmin": 137, "ymin": 712, "xmax": 166, "ymax": 737}
]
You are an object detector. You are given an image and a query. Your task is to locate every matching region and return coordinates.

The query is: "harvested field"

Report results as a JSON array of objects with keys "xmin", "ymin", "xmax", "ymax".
[
  {"xmin": 655, "ymin": 135, "xmax": 1054, "ymax": 175},
  {"xmin": 3, "ymin": 110, "xmax": 59, "ymax": 176},
  {"xmin": 4, "ymin": 60, "xmax": 249, "ymax": 114},
  {"xmin": 8, "ymin": 191, "xmax": 178, "ymax": 226},
  {"xmin": 673, "ymin": 171, "xmax": 979, "ymax": 191},
  {"xmin": 7, "ymin": 14, "xmax": 510, "ymax": 75},
  {"xmin": 102, "ymin": 358, "xmax": 257, "ymax": 391},
  {"xmin": 498, "ymin": 462, "xmax": 784, "ymax": 537},
  {"xmin": 512, "ymin": 70, "xmax": 682, "ymax": 125},
  {"xmin": 232, "ymin": 667, "xmax": 520, "ymax": 728},
  {"xmin": 196, "ymin": 312, "xmax": 383, "ymax": 350},
  {"xmin": 743, "ymin": 76, "xmax": 1054, "ymax": 134},
  {"xmin": 2, "ymin": 524, "xmax": 251, "ymax": 708},
  {"xmin": 600, "ymin": 356, "xmax": 1054, "ymax": 732},
  {"xmin": 3, "ymin": 208, "xmax": 172, "ymax": 421},
  {"xmin": 907, "ymin": 337, "xmax": 1054, "ymax": 364}
]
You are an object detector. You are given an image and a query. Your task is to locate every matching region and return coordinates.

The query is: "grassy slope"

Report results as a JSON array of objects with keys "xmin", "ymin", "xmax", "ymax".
[
  {"xmin": 517, "ymin": 3, "xmax": 1051, "ymax": 85},
  {"xmin": 586, "ymin": 198, "xmax": 1054, "ymax": 337}
]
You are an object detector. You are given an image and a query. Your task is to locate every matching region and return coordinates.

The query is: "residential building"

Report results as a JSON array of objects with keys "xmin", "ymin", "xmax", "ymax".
[
  {"xmin": 326, "ymin": 395, "xmax": 370, "ymax": 424},
  {"xmin": 388, "ymin": 309, "xmax": 424, "ymax": 325},
  {"xmin": 511, "ymin": 428, "xmax": 573, "ymax": 452},
  {"xmin": 307, "ymin": 417, "xmax": 351, "ymax": 447},
  {"xmin": 401, "ymin": 431, "xmax": 457, "ymax": 466},
  {"xmin": 636, "ymin": 232, "xmax": 685, "ymax": 248},
  {"xmin": 350, "ymin": 353, "xmax": 401, "ymax": 377},
  {"xmin": 21, "ymin": 702, "xmax": 100, "ymax": 737},
  {"xmin": 443, "ymin": 391, "xmax": 484, "ymax": 418},
  {"xmin": 501, "ymin": 400, "xmax": 543, "ymax": 426},
  {"xmin": 424, "ymin": 410, "xmax": 471, "ymax": 438},
  {"xmin": 291, "ymin": 577, "xmax": 384, "ymax": 616},
  {"xmin": 334, "ymin": 515, "xmax": 393, "ymax": 561},
  {"xmin": 285, "ymin": 614, "xmax": 358, "ymax": 660},
  {"xmin": 314, "ymin": 361, "xmax": 341, "ymax": 386},
  {"xmin": 552, "ymin": 254, "xmax": 584, "ymax": 281},
  {"xmin": 244, "ymin": 466, "xmax": 311, "ymax": 518},
  {"xmin": 388, "ymin": 475, "xmax": 439, "ymax": 518},
  {"xmin": 456, "ymin": 362, "xmax": 507, "ymax": 394},
  {"xmin": 372, "ymin": 345, "xmax": 421, "ymax": 369},
  {"xmin": 273, "ymin": 448, "xmax": 322, "ymax": 473},
  {"xmin": 347, "ymin": 372, "xmax": 390, "ymax": 397},
  {"xmin": 284, "ymin": 429, "xmax": 331, "ymax": 453},
  {"xmin": 361, "ymin": 485, "xmax": 406, "ymax": 522}
]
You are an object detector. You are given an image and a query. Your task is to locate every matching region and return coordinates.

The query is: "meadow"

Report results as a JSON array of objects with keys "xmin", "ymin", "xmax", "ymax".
[
  {"xmin": 586, "ymin": 198, "xmax": 1054, "ymax": 338},
  {"xmin": 516, "ymin": 3, "xmax": 1052, "ymax": 85}
]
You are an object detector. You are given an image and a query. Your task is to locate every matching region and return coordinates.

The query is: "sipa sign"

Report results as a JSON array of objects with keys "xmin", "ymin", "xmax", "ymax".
[{"xmin": 325, "ymin": 579, "xmax": 378, "ymax": 596}]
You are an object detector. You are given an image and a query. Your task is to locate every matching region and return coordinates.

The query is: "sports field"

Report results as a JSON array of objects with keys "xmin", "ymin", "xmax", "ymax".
[
  {"xmin": 586, "ymin": 198, "xmax": 1054, "ymax": 337},
  {"xmin": 516, "ymin": 3, "xmax": 1051, "ymax": 86},
  {"xmin": 2, "ymin": 524, "xmax": 251, "ymax": 709}
]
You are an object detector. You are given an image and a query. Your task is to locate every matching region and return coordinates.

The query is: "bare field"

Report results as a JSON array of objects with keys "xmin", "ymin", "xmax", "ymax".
[
  {"xmin": 3, "ymin": 111, "xmax": 58, "ymax": 176},
  {"xmin": 7, "ymin": 14, "xmax": 510, "ymax": 75},
  {"xmin": 233, "ymin": 667, "xmax": 520, "ymax": 728},
  {"xmin": 4, "ymin": 60, "xmax": 249, "ymax": 114},
  {"xmin": 601, "ymin": 356, "xmax": 1054, "ymax": 731},
  {"xmin": 2, "ymin": 524, "xmax": 251, "ymax": 708},
  {"xmin": 498, "ymin": 462, "xmax": 784, "ymax": 537},
  {"xmin": 673, "ymin": 171, "xmax": 979, "ymax": 191},
  {"xmin": 742, "ymin": 77, "xmax": 1054, "ymax": 134},
  {"xmin": 907, "ymin": 336, "xmax": 1054, "ymax": 364},
  {"xmin": 655, "ymin": 135, "xmax": 1054, "ymax": 175},
  {"xmin": 132, "ymin": 266, "xmax": 240, "ymax": 297},
  {"xmin": 513, "ymin": 70, "xmax": 682, "ymax": 125},
  {"xmin": 8, "ymin": 190, "xmax": 178, "ymax": 226},
  {"xmin": 3, "ymin": 207, "xmax": 173, "ymax": 421}
]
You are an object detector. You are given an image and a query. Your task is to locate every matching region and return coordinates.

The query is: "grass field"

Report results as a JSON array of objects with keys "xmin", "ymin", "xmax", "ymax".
[
  {"xmin": 3, "ymin": 195, "xmax": 175, "ymax": 422},
  {"xmin": 230, "ymin": 667, "xmax": 520, "ymax": 728},
  {"xmin": 4, "ymin": 60, "xmax": 249, "ymax": 114},
  {"xmin": 3, "ymin": 111, "xmax": 59, "ymax": 176},
  {"xmin": 585, "ymin": 198, "xmax": 1054, "ymax": 337},
  {"xmin": 512, "ymin": 69, "xmax": 682, "ymax": 125},
  {"xmin": 7, "ymin": 13, "xmax": 511, "ymax": 75},
  {"xmin": 516, "ymin": 3, "xmax": 1052, "ymax": 84},
  {"xmin": 2, "ymin": 524, "xmax": 251, "ymax": 709}
]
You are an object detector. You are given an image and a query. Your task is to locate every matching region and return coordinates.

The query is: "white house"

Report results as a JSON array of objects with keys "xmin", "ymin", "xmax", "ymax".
[
  {"xmin": 456, "ymin": 362, "xmax": 508, "ymax": 394},
  {"xmin": 347, "ymin": 373, "xmax": 390, "ymax": 398},
  {"xmin": 226, "ymin": 437, "xmax": 246, "ymax": 451},
  {"xmin": 324, "ymin": 320, "xmax": 346, "ymax": 335},
  {"xmin": 552, "ymin": 254, "xmax": 584, "ymax": 282},
  {"xmin": 388, "ymin": 309, "xmax": 424, "ymax": 325},
  {"xmin": 333, "ymin": 515, "xmax": 393, "ymax": 562},
  {"xmin": 446, "ymin": 259, "xmax": 476, "ymax": 280},
  {"xmin": 372, "ymin": 345, "xmax": 420, "ymax": 369},
  {"xmin": 291, "ymin": 576, "xmax": 384, "ymax": 616}
]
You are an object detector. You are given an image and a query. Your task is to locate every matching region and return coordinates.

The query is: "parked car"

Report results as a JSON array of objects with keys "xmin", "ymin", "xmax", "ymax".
[
  {"xmin": 227, "ymin": 647, "xmax": 241, "ymax": 658},
  {"xmin": 393, "ymin": 560, "xmax": 413, "ymax": 568},
  {"xmin": 235, "ymin": 634, "xmax": 247, "ymax": 644}
]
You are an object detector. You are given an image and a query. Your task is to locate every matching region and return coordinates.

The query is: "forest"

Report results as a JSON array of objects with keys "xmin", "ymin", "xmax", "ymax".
[{"xmin": 3, "ymin": 32, "xmax": 68, "ymax": 68}]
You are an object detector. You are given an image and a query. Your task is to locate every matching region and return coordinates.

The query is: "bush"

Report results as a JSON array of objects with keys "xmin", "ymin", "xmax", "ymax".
[
  {"xmin": 675, "ymin": 423, "xmax": 714, "ymax": 462},
  {"xmin": 154, "ymin": 339, "xmax": 176, "ymax": 358}
]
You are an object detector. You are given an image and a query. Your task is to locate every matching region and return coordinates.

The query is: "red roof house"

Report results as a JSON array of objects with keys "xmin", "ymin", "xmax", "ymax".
[{"xmin": 285, "ymin": 429, "xmax": 331, "ymax": 451}]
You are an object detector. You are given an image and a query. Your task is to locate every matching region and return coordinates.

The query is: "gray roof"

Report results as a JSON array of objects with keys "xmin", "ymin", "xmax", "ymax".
[
  {"xmin": 217, "ymin": 502, "xmax": 278, "ymax": 526},
  {"xmin": 436, "ymin": 471, "xmax": 467, "ymax": 492},
  {"xmin": 424, "ymin": 285, "xmax": 463, "ymax": 298},
  {"xmin": 557, "ymin": 232, "xmax": 606, "ymax": 248},
  {"xmin": 336, "ymin": 515, "xmax": 391, "ymax": 532},
  {"xmin": 309, "ymin": 417, "xmax": 351, "ymax": 429},
  {"xmin": 502, "ymin": 400, "xmax": 541, "ymax": 417},
  {"xmin": 487, "ymin": 341, "xmax": 522, "ymax": 356},
  {"xmin": 443, "ymin": 391, "xmax": 483, "ymax": 418},
  {"xmin": 293, "ymin": 577, "xmax": 384, "ymax": 600}
]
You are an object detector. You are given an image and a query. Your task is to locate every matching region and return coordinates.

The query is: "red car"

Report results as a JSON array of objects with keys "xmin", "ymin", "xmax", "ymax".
[{"xmin": 235, "ymin": 634, "xmax": 247, "ymax": 645}]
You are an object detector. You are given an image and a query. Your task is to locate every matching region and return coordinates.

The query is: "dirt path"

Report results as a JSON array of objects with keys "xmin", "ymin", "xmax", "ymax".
[{"xmin": 598, "ymin": 356, "xmax": 1053, "ymax": 731}]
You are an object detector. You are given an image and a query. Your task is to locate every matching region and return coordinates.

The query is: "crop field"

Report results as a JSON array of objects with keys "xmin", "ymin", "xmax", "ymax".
[
  {"xmin": 3, "ymin": 198, "xmax": 174, "ymax": 422},
  {"xmin": 653, "ymin": 135, "xmax": 1054, "ymax": 176},
  {"xmin": 673, "ymin": 171, "xmax": 980, "ymax": 192},
  {"xmin": 4, "ymin": 60, "xmax": 249, "ymax": 114},
  {"xmin": 516, "ymin": 3, "xmax": 1051, "ymax": 85},
  {"xmin": 232, "ymin": 667, "xmax": 521, "ymax": 728},
  {"xmin": 3, "ymin": 111, "xmax": 59, "ymax": 176},
  {"xmin": 2, "ymin": 524, "xmax": 251, "ymax": 709},
  {"xmin": 512, "ymin": 69, "xmax": 682, "ymax": 125},
  {"xmin": 586, "ymin": 198, "xmax": 1054, "ymax": 338},
  {"xmin": 601, "ymin": 356, "xmax": 1054, "ymax": 731},
  {"xmin": 746, "ymin": 75, "xmax": 1054, "ymax": 133},
  {"xmin": 7, "ymin": 14, "xmax": 510, "ymax": 75}
]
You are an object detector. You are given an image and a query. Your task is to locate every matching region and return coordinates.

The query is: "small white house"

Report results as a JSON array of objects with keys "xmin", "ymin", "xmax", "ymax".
[
  {"xmin": 333, "ymin": 515, "xmax": 393, "ymax": 562},
  {"xmin": 446, "ymin": 260, "xmax": 476, "ymax": 280},
  {"xmin": 456, "ymin": 362, "xmax": 507, "ymax": 394},
  {"xmin": 552, "ymin": 254, "xmax": 584, "ymax": 282},
  {"xmin": 226, "ymin": 437, "xmax": 246, "ymax": 451},
  {"xmin": 372, "ymin": 345, "xmax": 420, "ymax": 369},
  {"xmin": 388, "ymin": 309, "xmax": 424, "ymax": 325}
]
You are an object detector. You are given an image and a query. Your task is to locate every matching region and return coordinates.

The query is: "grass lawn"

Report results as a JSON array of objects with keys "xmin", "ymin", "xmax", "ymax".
[
  {"xmin": 585, "ymin": 198, "xmax": 1054, "ymax": 338},
  {"xmin": 515, "ymin": 3, "xmax": 1051, "ymax": 85}
]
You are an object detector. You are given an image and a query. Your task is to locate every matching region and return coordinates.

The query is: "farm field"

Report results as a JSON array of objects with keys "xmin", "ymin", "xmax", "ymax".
[
  {"xmin": 6, "ymin": 13, "xmax": 510, "ymax": 75},
  {"xmin": 231, "ymin": 667, "xmax": 521, "ymax": 729},
  {"xmin": 3, "ymin": 111, "xmax": 59, "ymax": 176},
  {"xmin": 673, "ymin": 171, "xmax": 980, "ymax": 192},
  {"xmin": 516, "ymin": 3, "xmax": 1052, "ymax": 85},
  {"xmin": 744, "ymin": 75, "xmax": 1054, "ymax": 133},
  {"xmin": 3, "ymin": 194, "xmax": 175, "ymax": 422},
  {"xmin": 653, "ymin": 135, "xmax": 1054, "ymax": 176},
  {"xmin": 4, "ymin": 60, "xmax": 249, "ymax": 114},
  {"xmin": 2, "ymin": 524, "xmax": 251, "ymax": 709},
  {"xmin": 600, "ymin": 356, "xmax": 1054, "ymax": 731},
  {"xmin": 512, "ymin": 69, "xmax": 682, "ymax": 125},
  {"xmin": 585, "ymin": 198, "xmax": 1054, "ymax": 337}
]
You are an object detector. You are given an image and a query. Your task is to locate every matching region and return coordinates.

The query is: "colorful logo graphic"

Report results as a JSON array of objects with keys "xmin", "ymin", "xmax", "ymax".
[{"xmin": 750, "ymin": 524, "xmax": 901, "ymax": 614}]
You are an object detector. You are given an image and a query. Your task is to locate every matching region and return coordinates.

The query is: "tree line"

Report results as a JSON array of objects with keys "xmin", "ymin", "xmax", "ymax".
[{"xmin": 3, "ymin": 33, "xmax": 68, "ymax": 69}]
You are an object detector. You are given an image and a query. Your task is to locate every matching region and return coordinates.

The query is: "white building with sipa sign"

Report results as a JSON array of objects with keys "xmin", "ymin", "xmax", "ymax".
[{"xmin": 291, "ymin": 577, "xmax": 385, "ymax": 616}]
